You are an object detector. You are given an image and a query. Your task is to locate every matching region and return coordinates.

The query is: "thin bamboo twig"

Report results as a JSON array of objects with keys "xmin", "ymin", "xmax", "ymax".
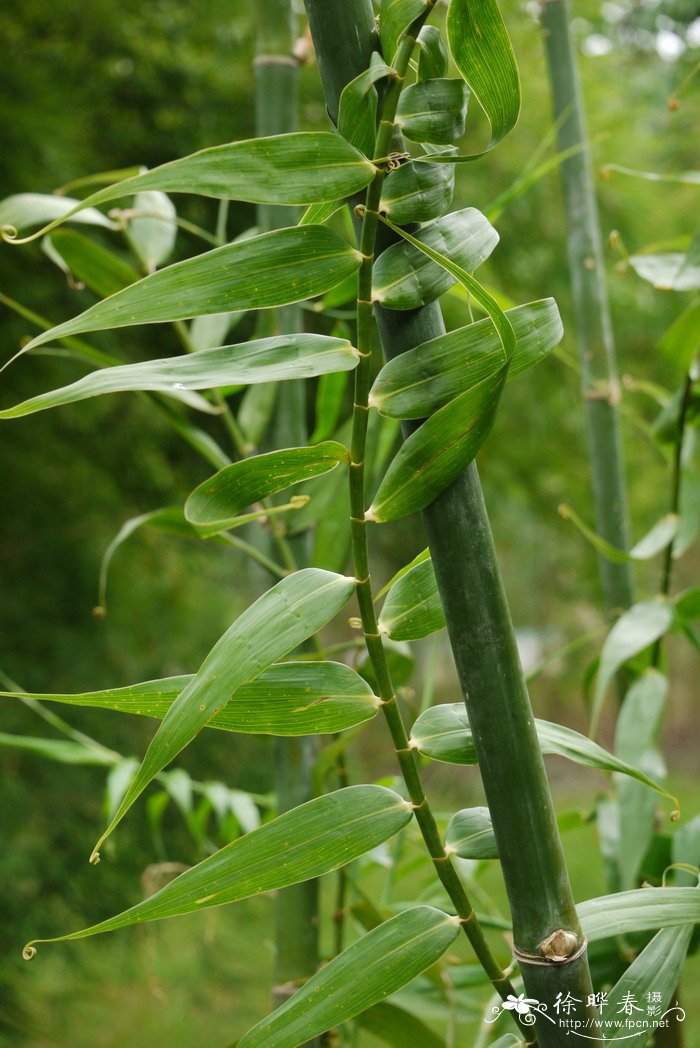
[
  {"xmin": 304, "ymin": 0, "xmax": 597, "ymax": 1038},
  {"xmin": 253, "ymin": 1, "xmax": 321, "ymax": 1027},
  {"xmin": 540, "ymin": 0, "xmax": 634, "ymax": 626}
]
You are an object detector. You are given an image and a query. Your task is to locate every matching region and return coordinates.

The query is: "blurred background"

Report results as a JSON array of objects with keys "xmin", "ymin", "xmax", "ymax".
[{"xmin": 0, "ymin": 0, "xmax": 698, "ymax": 1044}]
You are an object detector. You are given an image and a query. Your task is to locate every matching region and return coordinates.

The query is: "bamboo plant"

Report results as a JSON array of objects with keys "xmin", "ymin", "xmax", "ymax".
[{"xmin": 1, "ymin": 2, "xmax": 698, "ymax": 1046}]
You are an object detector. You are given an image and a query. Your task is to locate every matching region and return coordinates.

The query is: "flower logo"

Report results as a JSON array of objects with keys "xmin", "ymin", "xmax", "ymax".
[{"xmin": 503, "ymin": 993, "xmax": 540, "ymax": 1015}]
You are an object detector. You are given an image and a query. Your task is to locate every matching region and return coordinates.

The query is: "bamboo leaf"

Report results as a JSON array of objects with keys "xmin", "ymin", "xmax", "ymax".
[
  {"xmin": 0, "ymin": 732, "xmax": 114, "ymax": 767},
  {"xmin": 445, "ymin": 807, "xmax": 498, "ymax": 860},
  {"xmin": 396, "ymin": 79, "xmax": 469, "ymax": 145},
  {"xmin": 672, "ymin": 814, "xmax": 700, "ymax": 886},
  {"xmin": 310, "ymin": 370, "xmax": 349, "ymax": 443},
  {"xmin": 577, "ymin": 887, "xmax": 700, "ymax": 942},
  {"xmin": 128, "ymin": 190, "xmax": 177, "ymax": 270},
  {"xmin": 372, "ymin": 208, "xmax": 499, "ymax": 310},
  {"xmin": 237, "ymin": 907, "xmax": 460, "ymax": 1048},
  {"xmin": 367, "ymin": 368, "xmax": 506, "ymax": 523},
  {"xmin": 22, "ymin": 785, "xmax": 413, "ymax": 957},
  {"xmin": 601, "ymin": 164, "xmax": 700, "ymax": 186},
  {"xmin": 379, "ymin": 153, "xmax": 456, "ymax": 224},
  {"xmin": 0, "ymin": 334, "xmax": 359, "ymax": 420},
  {"xmin": 410, "ymin": 704, "xmax": 678, "ymax": 806},
  {"xmin": 659, "ymin": 295, "xmax": 700, "ymax": 371},
  {"xmin": 602, "ymin": 925, "xmax": 692, "ymax": 1045},
  {"xmin": 358, "ymin": 1001, "xmax": 446, "ymax": 1047},
  {"xmin": 1, "ymin": 662, "xmax": 380, "ymax": 737},
  {"xmin": 615, "ymin": 671, "xmax": 668, "ymax": 890},
  {"xmin": 415, "ymin": 25, "xmax": 448, "ymax": 82},
  {"xmin": 89, "ymin": 569, "xmax": 356, "ymax": 858},
  {"xmin": 12, "ymin": 227, "xmax": 362, "ymax": 357},
  {"xmin": 0, "ymin": 193, "xmax": 118, "ymax": 234},
  {"xmin": 338, "ymin": 54, "xmax": 396, "ymax": 157},
  {"xmin": 445, "ymin": 0, "xmax": 521, "ymax": 153},
  {"xmin": 47, "ymin": 229, "xmax": 139, "ymax": 297},
  {"xmin": 674, "ymin": 587, "xmax": 700, "ymax": 622},
  {"xmin": 591, "ymin": 599, "xmax": 674, "ymax": 736},
  {"xmin": 379, "ymin": 0, "xmax": 429, "ymax": 63},
  {"xmin": 629, "ymin": 252, "xmax": 700, "ymax": 292},
  {"xmin": 185, "ymin": 443, "xmax": 349, "ymax": 537},
  {"xmin": 379, "ymin": 553, "xmax": 444, "ymax": 639},
  {"xmin": 2, "ymin": 135, "xmax": 376, "ymax": 243},
  {"xmin": 189, "ymin": 311, "xmax": 245, "ymax": 352},
  {"xmin": 370, "ymin": 299, "xmax": 562, "ymax": 419},
  {"xmin": 560, "ymin": 504, "xmax": 680, "ymax": 565}
]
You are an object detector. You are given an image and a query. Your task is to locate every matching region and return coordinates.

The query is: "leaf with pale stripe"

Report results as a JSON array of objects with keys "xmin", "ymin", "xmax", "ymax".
[
  {"xmin": 396, "ymin": 79, "xmax": 469, "ymax": 146},
  {"xmin": 445, "ymin": 807, "xmax": 498, "ymax": 860},
  {"xmin": 379, "ymin": 553, "xmax": 444, "ymax": 639},
  {"xmin": 89, "ymin": 569, "xmax": 356, "ymax": 859},
  {"xmin": 22, "ymin": 785, "xmax": 412, "ymax": 957},
  {"xmin": 0, "ymin": 661, "xmax": 380, "ymax": 737},
  {"xmin": 577, "ymin": 887, "xmax": 700, "ymax": 942},
  {"xmin": 237, "ymin": 907, "xmax": 460, "ymax": 1048},
  {"xmin": 0, "ymin": 193, "xmax": 118, "ymax": 234},
  {"xmin": 0, "ymin": 335, "xmax": 358, "ymax": 420}
]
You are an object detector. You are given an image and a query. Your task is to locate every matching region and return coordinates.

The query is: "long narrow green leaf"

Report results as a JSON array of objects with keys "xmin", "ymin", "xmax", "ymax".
[
  {"xmin": 0, "ymin": 335, "xmax": 359, "ymax": 420},
  {"xmin": 577, "ymin": 887, "xmax": 700, "ymax": 942},
  {"xmin": 90, "ymin": 569, "xmax": 356, "ymax": 859},
  {"xmin": 338, "ymin": 54, "xmax": 395, "ymax": 157},
  {"xmin": 372, "ymin": 208, "xmax": 499, "ymax": 310},
  {"xmin": 602, "ymin": 925, "xmax": 692, "ymax": 1045},
  {"xmin": 358, "ymin": 1001, "xmax": 446, "ymax": 1048},
  {"xmin": 415, "ymin": 25, "xmax": 448, "ymax": 82},
  {"xmin": 370, "ymin": 299, "xmax": 562, "ymax": 419},
  {"xmin": 410, "ymin": 704, "xmax": 678, "ymax": 806},
  {"xmin": 185, "ymin": 442, "xmax": 349, "ymax": 537},
  {"xmin": 48, "ymin": 229, "xmax": 139, "ymax": 297},
  {"xmin": 445, "ymin": 0, "xmax": 521, "ymax": 153},
  {"xmin": 367, "ymin": 368, "xmax": 506, "ymax": 523},
  {"xmin": 590, "ymin": 599, "xmax": 674, "ymax": 737},
  {"xmin": 237, "ymin": 907, "xmax": 460, "ymax": 1048},
  {"xmin": 0, "ymin": 193, "xmax": 118, "ymax": 234},
  {"xmin": 0, "ymin": 733, "xmax": 114, "ymax": 767},
  {"xmin": 379, "ymin": 153, "xmax": 456, "ymax": 224},
  {"xmin": 22, "ymin": 785, "xmax": 412, "ymax": 958},
  {"xmin": 1, "ymin": 135, "xmax": 376, "ymax": 244},
  {"xmin": 379, "ymin": 553, "xmax": 444, "ymax": 639},
  {"xmin": 379, "ymin": 0, "xmax": 429, "ymax": 63},
  {"xmin": 11, "ymin": 227, "xmax": 362, "ymax": 358},
  {"xmin": 0, "ymin": 661, "xmax": 380, "ymax": 736},
  {"xmin": 396, "ymin": 79, "xmax": 469, "ymax": 145}
]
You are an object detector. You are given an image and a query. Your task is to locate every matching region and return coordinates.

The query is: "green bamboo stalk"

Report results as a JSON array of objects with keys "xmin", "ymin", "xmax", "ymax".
[
  {"xmin": 304, "ymin": 0, "xmax": 596, "ymax": 1037},
  {"xmin": 540, "ymin": 0, "xmax": 634, "ymax": 622},
  {"xmin": 253, "ymin": 1, "xmax": 320, "ymax": 1021}
]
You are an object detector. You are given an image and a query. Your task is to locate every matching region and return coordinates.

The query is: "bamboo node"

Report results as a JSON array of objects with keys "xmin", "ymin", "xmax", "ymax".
[{"xmin": 538, "ymin": 928, "xmax": 581, "ymax": 962}]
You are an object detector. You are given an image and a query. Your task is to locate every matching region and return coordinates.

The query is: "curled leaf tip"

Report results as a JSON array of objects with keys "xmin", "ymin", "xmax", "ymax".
[
  {"xmin": 22, "ymin": 944, "xmax": 37, "ymax": 961},
  {"xmin": 89, "ymin": 850, "xmax": 101, "ymax": 865},
  {"xmin": 670, "ymin": 808, "xmax": 681, "ymax": 822},
  {"xmin": 92, "ymin": 606, "xmax": 107, "ymax": 620},
  {"xmin": 558, "ymin": 503, "xmax": 571, "ymax": 519},
  {"xmin": 1, "ymin": 224, "xmax": 18, "ymax": 242}
]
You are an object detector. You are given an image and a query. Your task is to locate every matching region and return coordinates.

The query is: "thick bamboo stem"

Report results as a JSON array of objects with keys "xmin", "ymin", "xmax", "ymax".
[
  {"xmin": 304, "ymin": 0, "xmax": 596, "ymax": 1038},
  {"xmin": 253, "ymin": 1, "xmax": 320, "ymax": 1020},
  {"xmin": 540, "ymin": 0, "xmax": 634, "ymax": 623}
]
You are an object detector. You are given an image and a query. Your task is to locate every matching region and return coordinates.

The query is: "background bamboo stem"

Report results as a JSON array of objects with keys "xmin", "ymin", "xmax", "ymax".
[
  {"xmin": 303, "ymin": 0, "xmax": 597, "ymax": 1036},
  {"xmin": 540, "ymin": 0, "xmax": 634, "ymax": 626},
  {"xmin": 253, "ymin": 0, "xmax": 320, "ymax": 1025}
]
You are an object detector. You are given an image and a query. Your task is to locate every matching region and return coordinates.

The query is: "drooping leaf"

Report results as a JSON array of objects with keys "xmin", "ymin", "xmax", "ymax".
[
  {"xmin": 0, "ymin": 193, "xmax": 118, "ymax": 234},
  {"xmin": 22, "ymin": 785, "xmax": 412, "ymax": 957},
  {"xmin": 0, "ymin": 662, "xmax": 380, "ymax": 737},
  {"xmin": 629, "ymin": 252, "xmax": 700, "ymax": 292},
  {"xmin": 14, "ymin": 227, "xmax": 362, "ymax": 356},
  {"xmin": 672, "ymin": 814, "xmax": 700, "ymax": 887},
  {"xmin": 0, "ymin": 732, "xmax": 114, "ymax": 767},
  {"xmin": 415, "ymin": 25, "xmax": 448, "ymax": 82},
  {"xmin": 659, "ymin": 295, "xmax": 700, "ymax": 371},
  {"xmin": 601, "ymin": 164, "xmax": 700, "ymax": 186},
  {"xmin": 396, "ymin": 79, "xmax": 469, "ymax": 145},
  {"xmin": 358, "ymin": 1001, "xmax": 446, "ymax": 1048},
  {"xmin": 602, "ymin": 925, "xmax": 693, "ymax": 1046},
  {"xmin": 379, "ymin": 553, "xmax": 444, "ymax": 639},
  {"xmin": 370, "ymin": 299, "xmax": 562, "ymax": 419},
  {"xmin": 47, "ymin": 229, "xmax": 139, "ymax": 297},
  {"xmin": 445, "ymin": 807, "xmax": 498, "ymax": 860},
  {"xmin": 367, "ymin": 368, "xmax": 506, "ymax": 523},
  {"xmin": 128, "ymin": 190, "xmax": 177, "ymax": 271},
  {"xmin": 0, "ymin": 334, "xmax": 359, "ymax": 420},
  {"xmin": 560, "ymin": 504, "xmax": 680, "ymax": 566},
  {"xmin": 410, "ymin": 704, "xmax": 677, "ymax": 805},
  {"xmin": 372, "ymin": 208, "xmax": 499, "ymax": 310},
  {"xmin": 445, "ymin": 0, "xmax": 521, "ymax": 152},
  {"xmin": 615, "ymin": 671, "xmax": 668, "ymax": 890},
  {"xmin": 379, "ymin": 153, "xmax": 456, "ymax": 224},
  {"xmin": 338, "ymin": 54, "xmax": 395, "ymax": 157},
  {"xmin": 591, "ymin": 599, "xmax": 674, "ymax": 736},
  {"xmin": 3, "ymin": 135, "xmax": 376, "ymax": 243},
  {"xmin": 379, "ymin": 0, "xmax": 429, "ymax": 63},
  {"xmin": 236, "ymin": 907, "xmax": 460, "ymax": 1048},
  {"xmin": 185, "ymin": 443, "xmax": 349, "ymax": 536},
  {"xmin": 577, "ymin": 887, "xmax": 700, "ymax": 942},
  {"xmin": 90, "ymin": 569, "xmax": 356, "ymax": 857}
]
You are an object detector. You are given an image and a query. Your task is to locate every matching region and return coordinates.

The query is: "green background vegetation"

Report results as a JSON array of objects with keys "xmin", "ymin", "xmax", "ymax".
[{"xmin": 0, "ymin": 0, "xmax": 697, "ymax": 1044}]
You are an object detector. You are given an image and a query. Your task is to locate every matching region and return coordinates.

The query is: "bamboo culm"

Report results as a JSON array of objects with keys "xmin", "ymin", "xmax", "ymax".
[{"xmin": 304, "ymin": 0, "xmax": 597, "ymax": 1040}]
